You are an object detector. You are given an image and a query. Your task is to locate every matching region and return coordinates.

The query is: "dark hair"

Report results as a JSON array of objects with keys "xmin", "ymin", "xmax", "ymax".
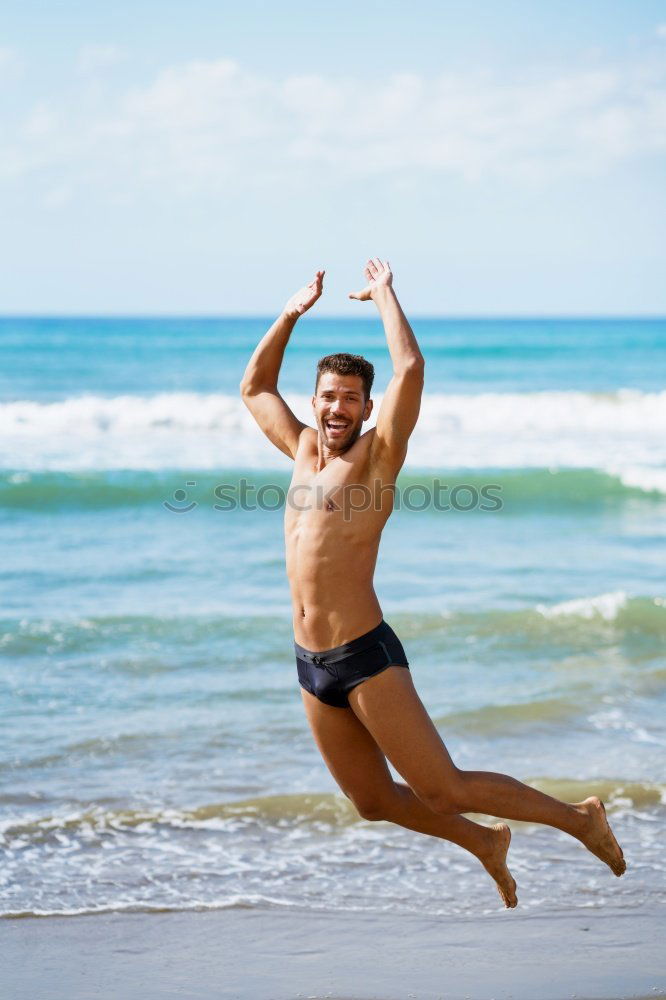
[{"xmin": 315, "ymin": 353, "xmax": 374, "ymax": 401}]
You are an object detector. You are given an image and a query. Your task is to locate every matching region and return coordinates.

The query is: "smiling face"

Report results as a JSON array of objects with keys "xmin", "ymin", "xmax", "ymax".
[{"xmin": 312, "ymin": 372, "xmax": 373, "ymax": 453}]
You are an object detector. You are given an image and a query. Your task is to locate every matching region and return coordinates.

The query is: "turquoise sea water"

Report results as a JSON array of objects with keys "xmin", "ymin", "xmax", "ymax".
[{"xmin": 1, "ymin": 316, "xmax": 665, "ymax": 919}]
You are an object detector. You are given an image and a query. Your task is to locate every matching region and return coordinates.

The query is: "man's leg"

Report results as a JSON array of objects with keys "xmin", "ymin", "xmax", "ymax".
[
  {"xmin": 300, "ymin": 688, "xmax": 518, "ymax": 906},
  {"xmin": 347, "ymin": 667, "xmax": 625, "ymax": 877}
]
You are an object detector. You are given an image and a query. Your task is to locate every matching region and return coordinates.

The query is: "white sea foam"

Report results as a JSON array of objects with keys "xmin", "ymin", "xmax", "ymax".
[
  {"xmin": 535, "ymin": 590, "xmax": 629, "ymax": 621},
  {"xmin": 1, "ymin": 389, "xmax": 665, "ymax": 484},
  {"xmin": 613, "ymin": 465, "xmax": 666, "ymax": 494}
]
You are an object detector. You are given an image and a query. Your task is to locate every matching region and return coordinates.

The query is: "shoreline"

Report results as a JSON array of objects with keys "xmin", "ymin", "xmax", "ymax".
[{"xmin": 3, "ymin": 903, "xmax": 664, "ymax": 1000}]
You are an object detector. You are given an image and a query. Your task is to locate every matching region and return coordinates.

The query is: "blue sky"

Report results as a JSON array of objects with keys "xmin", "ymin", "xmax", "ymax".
[{"xmin": 1, "ymin": 1, "xmax": 665, "ymax": 315}]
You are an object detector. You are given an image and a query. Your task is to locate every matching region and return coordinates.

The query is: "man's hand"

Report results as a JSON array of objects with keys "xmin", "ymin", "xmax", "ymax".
[
  {"xmin": 283, "ymin": 270, "xmax": 325, "ymax": 319},
  {"xmin": 349, "ymin": 258, "xmax": 393, "ymax": 301}
]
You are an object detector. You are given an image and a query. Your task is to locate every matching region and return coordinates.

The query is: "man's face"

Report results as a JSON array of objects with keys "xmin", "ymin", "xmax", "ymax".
[{"xmin": 312, "ymin": 372, "xmax": 373, "ymax": 452}]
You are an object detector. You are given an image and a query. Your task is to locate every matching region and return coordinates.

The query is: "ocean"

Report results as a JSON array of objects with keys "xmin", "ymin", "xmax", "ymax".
[{"xmin": 1, "ymin": 315, "xmax": 665, "ymax": 920}]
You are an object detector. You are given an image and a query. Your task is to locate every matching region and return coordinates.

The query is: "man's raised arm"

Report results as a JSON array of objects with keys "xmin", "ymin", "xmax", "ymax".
[
  {"xmin": 240, "ymin": 270, "xmax": 324, "ymax": 459},
  {"xmin": 349, "ymin": 258, "xmax": 424, "ymax": 471}
]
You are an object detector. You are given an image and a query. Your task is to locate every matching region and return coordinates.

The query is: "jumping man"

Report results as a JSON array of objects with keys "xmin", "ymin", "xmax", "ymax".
[{"xmin": 240, "ymin": 258, "xmax": 626, "ymax": 908}]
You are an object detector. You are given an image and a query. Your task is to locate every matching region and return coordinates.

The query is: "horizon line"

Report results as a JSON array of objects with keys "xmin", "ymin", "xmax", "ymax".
[{"xmin": 1, "ymin": 312, "xmax": 665, "ymax": 321}]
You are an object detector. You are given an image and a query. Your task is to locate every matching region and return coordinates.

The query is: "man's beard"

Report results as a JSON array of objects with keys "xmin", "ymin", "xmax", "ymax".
[{"xmin": 318, "ymin": 416, "xmax": 361, "ymax": 451}]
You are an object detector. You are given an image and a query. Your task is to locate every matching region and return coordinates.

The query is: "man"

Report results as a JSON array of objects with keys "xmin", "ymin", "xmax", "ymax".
[{"xmin": 240, "ymin": 258, "xmax": 626, "ymax": 909}]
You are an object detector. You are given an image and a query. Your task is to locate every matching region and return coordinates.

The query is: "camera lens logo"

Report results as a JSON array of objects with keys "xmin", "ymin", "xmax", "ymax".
[{"xmin": 163, "ymin": 481, "xmax": 198, "ymax": 513}]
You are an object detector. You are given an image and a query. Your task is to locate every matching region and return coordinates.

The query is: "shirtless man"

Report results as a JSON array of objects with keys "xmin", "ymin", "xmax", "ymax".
[{"xmin": 240, "ymin": 258, "xmax": 626, "ymax": 908}]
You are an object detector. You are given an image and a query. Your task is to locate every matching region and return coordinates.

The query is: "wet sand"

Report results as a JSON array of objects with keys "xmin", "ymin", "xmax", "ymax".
[{"xmin": 2, "ymin": 904, "xmax": 665, "ymax": 1000}]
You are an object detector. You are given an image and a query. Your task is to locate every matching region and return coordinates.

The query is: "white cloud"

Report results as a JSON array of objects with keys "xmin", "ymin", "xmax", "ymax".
[
  {"xmin": 77, "ymin": 44, "xmax": 126, "ymax": 75},
  {"xmin": 656, "ymin": 24, "xmax": 666, "ymax": 39},
  {"xmin": 3, "ymin": 55, "xmax": 666, "ymax": 197}
]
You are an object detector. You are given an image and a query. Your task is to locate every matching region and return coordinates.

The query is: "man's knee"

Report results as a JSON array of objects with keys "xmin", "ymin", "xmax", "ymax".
[
  {"xmin": 417, "ymin": 772, "xmax": 467, "ymax": 815},
  {"xmin": 359, "ymin": 807, "xmax": 387, "ymax": 822},
  {"xmin": 351, "ymin": 796, "xmax": 393, "ymax": 822}
]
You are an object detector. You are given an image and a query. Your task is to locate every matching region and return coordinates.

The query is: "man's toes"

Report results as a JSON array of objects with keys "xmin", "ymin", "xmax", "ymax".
[{"xmin": 496, "ymin": 875, "xmax": 517, "ymax": 908}]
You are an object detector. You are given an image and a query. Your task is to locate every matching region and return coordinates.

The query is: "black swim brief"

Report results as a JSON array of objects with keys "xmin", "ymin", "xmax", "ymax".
[{"xmin": 295, "ymin": 619, "xmax": 409, "ymax": 708}]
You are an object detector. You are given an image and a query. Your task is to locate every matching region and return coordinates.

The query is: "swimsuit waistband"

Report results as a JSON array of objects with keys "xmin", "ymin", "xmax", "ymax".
[{"xmin": 294, "ymin": 619, "xmax": 388, "ymax": 663}]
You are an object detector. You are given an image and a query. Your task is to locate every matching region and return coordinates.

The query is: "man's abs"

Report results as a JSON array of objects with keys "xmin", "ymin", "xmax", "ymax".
[{"xmin": 287, "ymin": 530, "xmax": 383, "ymax": 650}]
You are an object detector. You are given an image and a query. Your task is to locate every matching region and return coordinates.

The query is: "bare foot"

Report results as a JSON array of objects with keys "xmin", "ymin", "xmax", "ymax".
[
  {"xmin": 479, "ymin": 822, "xmax": 518, "ymax": 908},
  {"xmin": 575, "ymin": 796, "xmax": 626, "ymax": 876}
]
